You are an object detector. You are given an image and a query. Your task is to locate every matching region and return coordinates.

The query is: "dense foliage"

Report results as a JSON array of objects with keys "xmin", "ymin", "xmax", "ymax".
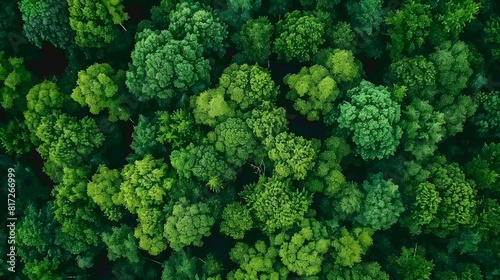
[{"xmin": 2, "ymin": 0, "xmax": 499, "ymax": 279}]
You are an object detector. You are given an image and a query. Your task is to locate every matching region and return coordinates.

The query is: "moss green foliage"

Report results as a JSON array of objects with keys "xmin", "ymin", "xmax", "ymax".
[
  {"xmin": 0, "ymin": 52, "xmax": 32, "ymax": 110},
  {"xmin": 332, "ymin": 227, "xmax": 374, "ymax": 267},
  {"xmin": 389, "ymin": 246, "xmax": 434, "ymax": 280},
  {"xmin": 472, "ymin": 91, "xmax": 500, "ymax": 138},
  {"xmin": 232, "ymin": 17, "xmax": 273, "ymax": 65},
  {"xmin": 338, "ymin": 80, "xmax": 402, "ymax": 160},
  {"xmin": 102, "ymin": 225, "xmax": 140, "ymax": 263},
  {"xmin": 156, "ymin": 109, "xmax": 202, "ymax": 149},
  {"xmin": 274, "ymin": 11, "xmax": 325, "ymax": 62},
  {"xmin": 87, "ymin": 165, "xmax": 124, "ymax": 221},
  {"xmin": 220, "ymin": 202, "xmax": 253, "ymax": 239},
  {"xmin": 164, "ymin": 197, "xmax": 215, "ymax": 251},
  {"xmin": 68, "ymin": 0, "xmax": 128, "ymax": 48},
  {"xmin": 284, "ymin": 65, "xmax": 340, "ymax": 121},
  {"xmin": 243, "ymin": 176, "xmax": 312, "ymax": 233}
]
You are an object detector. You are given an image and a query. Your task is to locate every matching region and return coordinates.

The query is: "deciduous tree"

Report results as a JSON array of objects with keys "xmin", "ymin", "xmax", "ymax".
[{"xmin": 232, "ymin": 17, "xmax": 273, "ymax": 65}]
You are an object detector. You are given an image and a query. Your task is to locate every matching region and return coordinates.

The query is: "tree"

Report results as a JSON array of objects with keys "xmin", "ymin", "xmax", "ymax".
[
  {"xmin": 284, "ymin": 65, "xmax": 340, "ymax": 121},
  {"xmin": 208, "ymin": 117, "xmax": 258, "ymax": 167},
  {"xmin": 170, "ymin": 143, "xmax": 236, "ymax": 192},
  {"xmin": 304, "ymin": 136, "xmax": 350, "ymax": 195},
  {"xmin": 168, "ymin": 1, "xmax": 227, "ymax": 57},
  {"xmin": 389, "ymin": 245, "xmax": 434, "ymax": 280},
  {"xmin": 0, "ymin": 52, "xmax": 32, "ymax": 110},
  {"xmin": 0, "ymin": 119, "xmax": 32, "ymax": 155},
  {"xmin": 87, "ymin": 165, "xmax": 124, "ymax": 221},
  {"xmin": 429, "ymin": 41, "xmax": 472, "ymax": 96},
  {"xmin": 464, "ymin": 143, "xmax": 500, "ymax": 192},
  {"xmin": 126, "ymin": 29, "xmax": 210, "ymax": 105},
  {"xmin": 323, "ymin": 49, "xmax": 362, "ymax": 83},
  {"xmin": 232, "ymin": 17, "xmax": 273, "ymax": 65},
  {"xmin": 404, "ymin": 182, "xmax": 441, "ymax": 234},
  {"xmin": 220, "ymin": 202, "xmax": 253, "ymax": 239},
  {"xmin": 385, "ymin": 1, "xmax": 432, "ymax": 58},
  {"xmin": 265, "ymin": 132, "xmax": 317, "ymax": 180},
  {"xmin": 156, "ymin": 109, "xmax": 203, "ymax": 149},
  {"xmin": 161, "ymin": 249, "xmax": 202, "ymax": 280},
  {"xmin": 228, "ymin": 240, "xmax": 289, "ymax": 279},
  {"xmin": 218, "ymin": 63, "xmax": 278, "ymax": 113},
  {"xmin": 472, "ymin": 91, "xmax": 500, "ymax": 138},
  {"xmin": 116, "ymin": 154, "xmax": 173, "ymax": 214},
  {"xmin": 68, "ymin": 0, "xmax": 129, "ymax": 48},
  {"xmin": 388, "ymin": 55, "xmax": 437, "ymax": 101},
  {"xmin": 72, "ymin": 63, "xmax": 130, "ymax": 122},
  {"xmin": 129, "ymin": 115, "xmax": 167, "ymax": 160},
  {"xmin": 338, "ymin": 80, "xmax": 402, "ymax": 160},
  {"xmin": 35, "ymin": 113, "xmax": 105, "ymax": 168},
  {"xmin": 102, "ymin": 225, "xmax": 140, "ymax": 263},
  {"xmin": 355, "ymin": 173, "xmax": 405, "ymax": 231},
  {"xmin": 134, "ymin": 205, "xmax": 169, "ymax": 255},
  {"xmin": 328, "ymin": 22, "xmax": 356, "ymax": 52},
  {"xmin": 400, "ymin": 99, "xmax": 446, "ymax": 160},
  {"xmin": 0, "ymin": 1, "xmax": 22, "ymax": 52},
  {"xmin": 191, "ymin": 87, "xmax": 235, "ymax": 127},
  {"xmin": 246, "ymin": 103, "xmax": 288, "ymax": 142},
  {"xmin": 484, "ymin": 17, "xmax": 500, "ymax": 61},
  {"xmin": 324, "ymin": 262, "xmax": 389, "ymax": 280},
  {"xmin": 346, "ymin": 0, "xmax": 385, "ymax": 57},
  {"xmin": 274, "ymin": 219, "xmax": 331, "ymax": 276},
  {"xmin": 18, "ymin": 0, "xmax": 74, "ymax": 48},
  {"xmin": 242, "ymin": 176, "xmax": 312, "ymax": 233},
  {"xmin": 332, "ymin": 227, "xmax": 374, "ymax": 267},
  {"xmin": 438, "ymin": 94, "xmax": 477, "ymax": 137},
  {"xmin": 164, "ymin": 197, "xmax": 215, "ymax": 251},
  {"xmin": 274, "ymin": 11, "xmax": 325, "ymax": 62},
  {"xmin": 438, "ymin": 0, "xmax": 480, "ymax": 37},
  {"xmin": 219, "ymin": 0, "xmax": 261, "ymax": 28}
]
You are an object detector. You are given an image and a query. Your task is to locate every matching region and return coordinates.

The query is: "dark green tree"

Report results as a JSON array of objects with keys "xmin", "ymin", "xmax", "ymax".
[
  {"xmin": 102, "ymin": 225, "xmax": 140, "ymax": 263},
  {"xmin": 156, "ymin": 109, "xmax": 203, "ymax": 149},
  {"xmin": 232, "ymin": 17, "xmax": 273, "ymax": 65},
  {"xmin": 389, "ymin": 245, "xmax": 434, "ymax": 280}
]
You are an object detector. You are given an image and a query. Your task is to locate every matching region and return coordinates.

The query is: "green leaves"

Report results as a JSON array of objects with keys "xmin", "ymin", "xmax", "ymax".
[
  {"xmin": 232, "ymin": 17, "xmax": 273, "ymax": 65},
  {"xmin": 102, "ymin": 225, "xmax": 140, "ymax": 263},
  {"xmin": 332, "ymin": 227, "xmax": 373, "ymax": 267},
  {"xmin": 274, "ymin": 11, "xmax": 325, "ymax": 62},
  {"xmin": 389, "ymin": 245, "xmax": 434, "ymax": 280},
  {"xmin": 338, "ymin": 80, "xmax": 402, "ymax": 160},
  {"xmin": 220, "ymin": 202, "xmax": 253, "ymax": 239},
  {"xmin": 126, "ymin": 29, "xmax": 210, "ymax": 105},
  {"xmin": 72, "ymin": 63, "xmax": 130, "ymax": 122},
  {"xmin": 0, "ymin": 52, "xmax": 32, "ymax": 110}
]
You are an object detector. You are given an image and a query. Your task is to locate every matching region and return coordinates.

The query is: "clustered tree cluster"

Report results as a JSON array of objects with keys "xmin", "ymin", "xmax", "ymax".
[{"xmin": 1, "ymin": 0, "xmax": 499, "ymax": 279}]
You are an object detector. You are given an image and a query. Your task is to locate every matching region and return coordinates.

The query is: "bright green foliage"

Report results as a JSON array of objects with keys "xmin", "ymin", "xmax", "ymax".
[
  {"xmin": 484, "ymin": 17, "xmax": 500, "ymax": 60},
  {"xmin": 170, "ymin": 143, "xmax": 236, "ymax": 191},
  {"xmin": 169, "ymin": 1, "xmax": 227, "ymax": 57},
  {"xmin": 219, "ymin": 64, "xmax": 278, "ymax": 112},
  {"xmin": 246, "ymin": 104, "xmax": 288, "ymax": 142},
  {"xmin": 386, "ymin": 2, "xmax": 432, "ymax": 57},
  {"xmin": 68, "ymin": 0, "xmax": 129, "ymax": 48},
  {"xmin": 274, "ymin": 11, "xmax": 325, "ymax": 62},
  {"xmin": 71, "ymin": 63, "xmax": 130, "ymax": 122},
  {"xmin": 284, "ymin": 65, "xmax": 340, "ymax": 121},
  {"xmin": 438, "ymin": 0, "xmax": 480, "ymax": 36},
  {"xmin": 325, "ymin": 262, "xmax": 389, "ymax": 280},
  {"xmin": 465, "ymin": 143, "xmax": 500, "ymax": 191},
  {"xmin": 87, "ymin": 165, "xmax": 124, "ymax": 221},
  {"xmin": 232, "ymin": 17, "xmax": 273, "ymax": 65},
  {"xmin": 0, "ymin": 52, "xmax": 32, "ymax": 110},
  {"xmin": 0, "ymin": 119, "xmax": 32, "ymax": 154},
  {"xmin": 243, "ymin": 176, "xmax": 312, "ymax": 232},
  {"xmin": 407, "ymin": 158, "xmax": 478, "ymax": 237},
  {"xmin": 228, "ymin": 240, "xmax": 289, "ymax": 279},
  {"xmin": 388, "ymin": 55, "xmax": 437, "ymax": 100},
  {"xmin": 161, "ymin": 249, "xmax": 200, "ymax": 280},
  {"xmin": 209, "ymin": 118, "xmax": 258, "ymax": 167},
  {"xmin": 265, "ymin": 132, "xmax": 317, "ymax": 180},
  {"xmin": 220, "ymin": 0, "xmax": 261, "ymax": 28},
  {"xmin": 324, "ymin": 49, "xmax": 361, "ymax": 83},
  {"xmin": 332, "ymin": 227, "xmax": 374, "ymax": 267},
  {"xmin": 328, "ymin": 22, "xmax": 356, "ymax": 52},
  {"xmin": 191, "ymin": 88, "xmax": 235, "ymax": 127},
  {"xmin": 35, "ymin": 113, "xmax": 105, "ymax": 168},
  {"xmin": 346, "ymin": 0, "xmax": 384, "ymax": 57},
  {"xmin": 355, "ymin": 173, "xmax": 404, "ymax": 231},
  {"xmin": 476, "ymin": 199, "xmax": 500, "ymax": 239},
  {"xmin": 408, "ymin": 182, "xmax": 441, "ymax": 234},
  {"xmin": 164, "ymin": 197, "xmax": 215, "ymax": 251},
  {"xmin": 304, "ymin": 136, "xmax": 350, "ymax": 195},
  {"xmin": 220, "ymin": 202, "xmax": 253, "ymax": 239},
  {"xmin": 401, "ymin": 99, "xmax": 446, "ymax": 160},
  {"xmin": 389, "ymin": 246, "xmax": 434, "ymax": 280},
  {"xmin": 116, "ymin": 155, "xmax": 173, "ymax": 214},
  {"xmin": 338, "ymin": 80, "xmax": 402, "ymax": 160},
  {"xmin": 429, "ymin": 41, "xmax": 472, "ymax": 95},
  {"xmin": 102, "ymin": 225, "xmax": 140, "ymax": 263},
  {"xmin": 472, "ymin": 91, "xmax": 500, "ymax": 138},
  {"xmin": 134, "ymin": 206, "xmax": 168, "ymax": 255},
  {"xmin": 126, "ymin": 29, "xmax": 210, "ymax": 104},
  {"xmin": 129, "ymin": 115, "xmax": 167, "ymax": 159},
  {"xmin": 52, "ymin": 168, "xmax": 106, "ymax": 247},
  {"xmin": 156, "ymin": 109, "xmax": 203, "ymax": 149},
  {"xmin": 18, "ymin": 0, "xmax": 73, "ymax": 48},
  {"xmin": 275, "ymin": 219, "xmax": 330, "ymax": 276}
]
